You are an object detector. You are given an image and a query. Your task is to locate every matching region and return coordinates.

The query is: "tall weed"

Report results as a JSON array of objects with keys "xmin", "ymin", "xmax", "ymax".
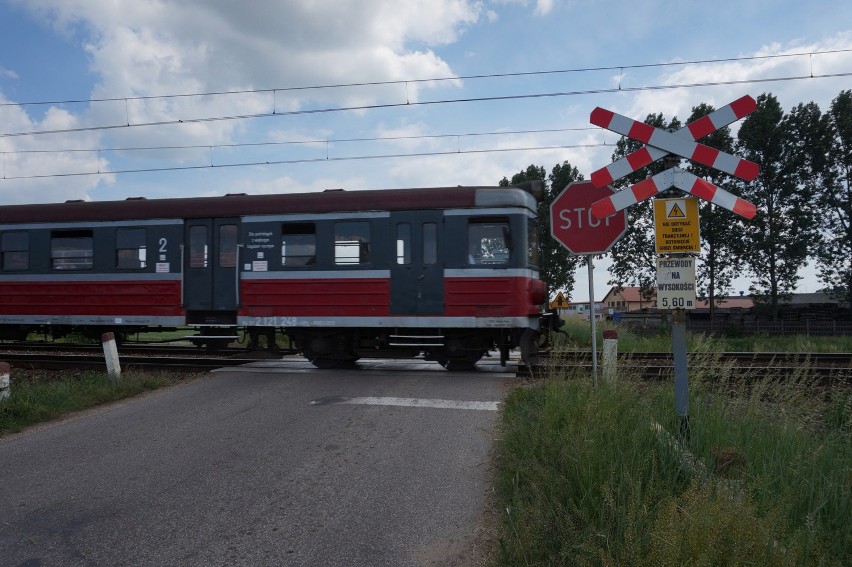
[
  {"xmin": 496, "ymin": 362, "xmax": 850, "ymax": 565},
  {"xmin": 496, "ymin": 371, "xmax": 688, "ymax": 565}
]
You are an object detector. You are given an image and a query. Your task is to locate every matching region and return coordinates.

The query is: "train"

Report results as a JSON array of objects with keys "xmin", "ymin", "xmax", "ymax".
[{"xmin": 0, "ymin": 182, "xmax": 554, "ymax": 369}]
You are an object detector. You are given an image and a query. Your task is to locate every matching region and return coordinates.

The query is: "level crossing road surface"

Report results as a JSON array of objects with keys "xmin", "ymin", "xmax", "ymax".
[{"xmin": 0, "ymin": 357, "xmax": 516, "ymax": 566}]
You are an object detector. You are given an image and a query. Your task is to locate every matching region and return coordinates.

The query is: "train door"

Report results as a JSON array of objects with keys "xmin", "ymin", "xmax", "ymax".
[
  {"xmin": 390, "ymin": 212, "xmax": 444, "ymax": 314},
  {"xmin": 184, "ymin": 217, "xmax": 240, "ymax": 321}
]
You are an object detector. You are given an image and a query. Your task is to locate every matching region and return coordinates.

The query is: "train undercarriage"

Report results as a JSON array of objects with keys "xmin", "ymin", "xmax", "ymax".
[
  {"xmin": 0, "ymin": 319, "xmax": 550, "ymax": 372},
  {"xmin": 285, "ymin": 326, "xmax": 543, "ymax": 370}
]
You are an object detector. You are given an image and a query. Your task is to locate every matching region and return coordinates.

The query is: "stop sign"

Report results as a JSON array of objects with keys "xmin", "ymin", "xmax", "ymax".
[{"xmin": 550, "ymin": 180, "xmax": 627, "ymax": 254}]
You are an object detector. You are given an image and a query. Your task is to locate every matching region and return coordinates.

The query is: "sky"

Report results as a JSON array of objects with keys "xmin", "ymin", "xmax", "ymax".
[{"xmin": 1, "ymin": 0, "xmax": 850, "ymax": 302}]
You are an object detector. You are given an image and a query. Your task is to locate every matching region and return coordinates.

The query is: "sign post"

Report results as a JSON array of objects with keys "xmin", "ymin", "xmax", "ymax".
[
  {"xmin": 550, "ymin": 180, "xmax": 627, "ymax": 383},
  {"xmin": 586, "ymin": 95, "xmax": 760, "ymax": 437}
]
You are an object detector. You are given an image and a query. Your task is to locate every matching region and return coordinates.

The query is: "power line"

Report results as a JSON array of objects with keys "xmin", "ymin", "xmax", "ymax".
[
  {"xmin": 2, "ymin": 64, "xmax": 851, "ymax": 181},
  {"xmin": 2, "ymin": 47, "xmax": 849, "ymax": 108},
  {"xmin": 0, "ymin": 142, "xmax": 609, "ymax": 181},
  {"xmin": 3, "ymin": 70, "xmax": 850, "ymax": 139},
  {"xmin": 0, "ymin": 126, "xmax": 598, "ymax": 156},
  {"xmin": 2, "ymin": 69, "xmax": 850, "ymax": 180}
]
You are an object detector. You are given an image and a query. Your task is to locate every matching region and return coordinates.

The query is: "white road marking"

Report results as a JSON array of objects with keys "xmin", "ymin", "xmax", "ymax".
[{"xmin": 310, "ymin": 396, "xmax": 500, "ymax": 411}]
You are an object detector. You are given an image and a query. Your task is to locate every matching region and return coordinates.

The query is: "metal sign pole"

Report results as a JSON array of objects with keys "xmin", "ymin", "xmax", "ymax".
[
  {"xmin": 672, "ymin": 308, "xmax": 689, "ymax": 438},
  {"xmin": 588, "ymin": 255, "xmax": 597, "ymax": 385}
]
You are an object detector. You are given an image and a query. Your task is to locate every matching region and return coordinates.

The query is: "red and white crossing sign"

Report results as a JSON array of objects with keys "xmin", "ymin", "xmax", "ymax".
[
  {"xmin": 550, "ymin": 180, "xmax": 627, "ymax": 255},
  {"xmin": 590, "ymin": 95, "xmax": 758, "ymax": 188},
  {"xmin": 587, "ymin": 95, "xmax": 759, "ymax": 220},
  {"xmin": 592, "ymin": 166, "xmax": 757, "ymax": 220}
]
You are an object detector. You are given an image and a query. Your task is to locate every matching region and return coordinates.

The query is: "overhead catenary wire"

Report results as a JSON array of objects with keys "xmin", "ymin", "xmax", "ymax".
[
  {"xmin": 3, "ymin": 70, "xmax": 850, "ymax": 181},
  {"xmin": 2, "ymin": 71, "xmax": 851, "ymax": 140},
  {"xmin": 1, "ymin": 46, "xmax": 851, "ymax": 181},
  {"xmin": 2, "ymin": 47, "xmax": 850, "ymax": 109},
  {"xmin": 0, "ymin": 142, "xmax": 610, "ymax": 181},
  {"xmin": 0, "ymin": 126, "xmax": 599, "ymax": 155}
]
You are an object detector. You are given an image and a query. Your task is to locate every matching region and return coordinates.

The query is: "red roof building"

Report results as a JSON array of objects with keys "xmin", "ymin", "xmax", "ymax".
[{"xmin": 601, "ymin": 286, "xmax": 656, "ymax": 312}]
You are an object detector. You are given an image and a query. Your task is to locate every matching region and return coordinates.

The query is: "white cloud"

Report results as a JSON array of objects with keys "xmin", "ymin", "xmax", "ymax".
[
  {"xmin": 0, "ymin": 93, "xmax": 111, "ymax": 203},
  {"xmin": 533, "ymin": 0, "xmax": 555, "ymax": 15},
  {"xmin": 3, "ymin": 1, "xmax": 850, "ymax": 208},
  {"xmin": 19, "ymin": 0, "xmax": 481, "ymax": 97},
  {"xmin": 600, "ymin": 32, "xmax": 852, "ymax": 129},
  {"xmin": 490, "ymin": 0, "xmax": 557, "ymax": 16},
  {"xmin": 3, "ymin": 0, "xmax": 491, "ymax": 199}
]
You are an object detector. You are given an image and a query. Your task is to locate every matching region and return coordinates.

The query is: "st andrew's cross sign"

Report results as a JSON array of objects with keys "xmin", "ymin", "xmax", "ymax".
[
  {"xmin": 582, "ymin": 94, "xmax": 762, "ymax": 433},
  {"xmin": 587, "ymin": 95, "xmax": 760, "ymax": 220}
]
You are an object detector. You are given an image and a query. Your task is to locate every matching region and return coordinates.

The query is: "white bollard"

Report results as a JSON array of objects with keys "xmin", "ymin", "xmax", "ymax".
[
  {"xmin": 0, "ymin": 362, "xmax": 10, "ymax": 401},
  {"xmin": 602, "ymin": 329, "xmax": 618, "ymax": 383},
  {"xmin": 102, "ymin": 332, "xmax": 122, "ymax": 381}
]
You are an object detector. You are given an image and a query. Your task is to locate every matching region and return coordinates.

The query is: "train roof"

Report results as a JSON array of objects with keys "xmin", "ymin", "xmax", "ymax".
[{"xmin": 0, "ymin": 183, "xmax": 543, "ymax": 224}]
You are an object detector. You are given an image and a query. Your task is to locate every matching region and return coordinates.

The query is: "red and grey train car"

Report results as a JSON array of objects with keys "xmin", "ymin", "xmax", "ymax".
[{"xmin": 0, "ymin": 184, "xmax": 549, "ymax": 369}]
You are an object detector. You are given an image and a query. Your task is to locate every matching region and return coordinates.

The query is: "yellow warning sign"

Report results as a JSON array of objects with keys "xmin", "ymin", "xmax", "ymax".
[
  {"xmin": 667, "ymin": 202, "xmax": 686, "ymax": 218},
  {"xmin": 550, "ymin": 291, "xmax": 569, "ymax": 309},
  {"xmin": 653, "ymin": 198, "xmax": 700, "ymax": 254}
]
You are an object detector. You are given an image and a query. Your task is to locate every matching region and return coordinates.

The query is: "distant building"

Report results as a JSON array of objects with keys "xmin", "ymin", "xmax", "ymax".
[
  {"xmin": 602, "ymin": 286, "xmax": 656, "ymax": 312},
  {"xmin": 560, "ymin": 301, "xmax": 606, "ymax": 320},
  {"xmin": 550, "ymin": 291, "xmax": 605, "ymax": 320}
]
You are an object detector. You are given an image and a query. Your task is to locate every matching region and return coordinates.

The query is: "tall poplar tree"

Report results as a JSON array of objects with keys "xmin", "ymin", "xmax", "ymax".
[
  {"xmin": 684, "ymin": 103, "xmax": 748, "ymax": 321},
  {"xmin": 607, "ymin": 113, "xmax": 681, "ymax": 301},
  {"xmin": 500, "ymin": 163, "xmax": 582, "ymax": 298},
  {"xmin": 736, "ymin": 93, "xmax": 821, "ymax": 319},
  {"xmin": 816, "ymin": 90, "xmax": 852, "ymax": 304}
]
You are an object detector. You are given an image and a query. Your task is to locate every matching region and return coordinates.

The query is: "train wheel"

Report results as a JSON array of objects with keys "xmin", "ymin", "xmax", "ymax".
[{"xmin": 519, "ymin": 329, "xmax": 540, "ymax": 365}]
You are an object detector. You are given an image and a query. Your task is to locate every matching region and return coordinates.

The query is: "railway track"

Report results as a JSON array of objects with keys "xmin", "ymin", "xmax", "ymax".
[
  {"xmin": 0, "ymin": 352, "xmax": 256, "ymax": 373},
  {"xmin": 524, "ymin": 350, "xmax": 852, "ymax": 380},
  {"xmin": 0, "ymin": 342, "xmax": 281, "ymax": 372},
  {"xmin": 1, "ymin": 343, "xmax": 850, "ymax": 377}
]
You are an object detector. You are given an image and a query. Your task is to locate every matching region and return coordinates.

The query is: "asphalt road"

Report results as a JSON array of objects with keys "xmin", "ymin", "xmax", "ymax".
[{"xmin": 0, "ymin": 358, "xmax": 514, "ymax": 566}]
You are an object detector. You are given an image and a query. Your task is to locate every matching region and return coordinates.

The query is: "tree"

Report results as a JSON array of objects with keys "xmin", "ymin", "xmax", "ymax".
[
  {"xmin": 816, "ymin": 90, "xmax": 852, "ymax": 304},
  {"xmin": 684, "ymin": 103, "xmax": 748, "ymax": 323},
  {"xmin": 736, "ymin": 93, "xmax": 821, "ymax": 319},
  {"xmin": 500, "ymin": 163, "xmax": 582, "ymax": 299},
  {"xmin": 607, "ymin": 113, "xmax": 682, "ymax": 302}
]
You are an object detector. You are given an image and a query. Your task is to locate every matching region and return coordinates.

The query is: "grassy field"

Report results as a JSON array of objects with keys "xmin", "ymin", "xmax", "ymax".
[
  {"xmin": 494, "ymin": 350, "xmax": 851, "ymax": 566},
  {"xmin": 557, "ymin": 317, "xmax": 852, "ymax": 353},
  {"xmin": 0, "ymin": 369, "xmax": 196, "ymax": 435}
]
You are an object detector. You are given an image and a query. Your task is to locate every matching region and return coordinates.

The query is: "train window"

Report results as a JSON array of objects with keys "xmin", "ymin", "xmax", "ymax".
[
  {"xmin": 219, "ymin": 224, "xmax": 238, "ymax": 268},
  {"xmin": 396, "ymin": 223, "xmax": 411, "ymax": 265},
  {"xmin": 467, "ymin": 218, "xmax": 510, "ymax": 265},
  {"xmin": 116, "ymin": 228, "xmax": 147, "ymax": 269},
  {"xmin": 1, "ymin": 232, "xmax": 29, "ymax": 271},
  {"xmin": 423, "ymin": 223, "xmax": 437, "ymax": 265},
  {"xmin": 189, "ymin": 226, "xmax": 208, "ymax": 268},
  {"xmin": 51, "ymin": 230, "xmax": 93, "ymax": 270},
  {"xmin": 335, "ymin": 221, "xmax": 370, "ymax": 266},
  {"xmin": 528, "ymin": 219, "xmax": 540, "ymax": 268},
  {"xmin": 281, "ymin": 223, "xmax": 316, "ymax": 267}
]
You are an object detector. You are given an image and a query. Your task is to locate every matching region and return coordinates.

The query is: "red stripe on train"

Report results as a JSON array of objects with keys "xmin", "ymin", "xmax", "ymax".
[{"xmin": 0, "ymin": 281, "xmax": 183, "ymax": 316}]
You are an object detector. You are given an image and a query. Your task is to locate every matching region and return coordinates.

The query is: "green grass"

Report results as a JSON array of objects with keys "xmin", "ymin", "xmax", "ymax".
[
  {"xmin": 556, "ymin": 317, "xmax": 852, "ymax": 353},
  {"xmin": 0, "ymin": 370, "xmax": 190, "ymax": 435},
  {"xmin": 494, "ymin": 363, "xmax": 851, "ymax": 566}
]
